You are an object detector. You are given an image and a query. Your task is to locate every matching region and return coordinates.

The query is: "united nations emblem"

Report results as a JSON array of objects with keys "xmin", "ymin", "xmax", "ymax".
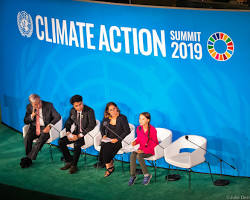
[{"xmin": 17, "ymin": 11, "xmax": 33, "ymax": 38}]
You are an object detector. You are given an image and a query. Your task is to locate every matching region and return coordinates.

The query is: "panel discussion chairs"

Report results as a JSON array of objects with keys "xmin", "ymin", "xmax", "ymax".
[
  {"xmin": 164, "ymin": 135, "xmax": 213, "ymax": 189},
  {"xmin": 22, "ymin": 117, "xmax": 63, "ymax": 160}
]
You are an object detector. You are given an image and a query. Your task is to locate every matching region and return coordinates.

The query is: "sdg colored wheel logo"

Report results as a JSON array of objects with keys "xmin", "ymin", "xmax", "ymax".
[{"xmin": 207, "ymin": 32, "xmax": 234, "ymax": 61}]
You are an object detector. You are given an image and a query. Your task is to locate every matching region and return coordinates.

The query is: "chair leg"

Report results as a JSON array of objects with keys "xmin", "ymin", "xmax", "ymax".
[
  {"xmin": 188, "ymin": 169, "xmax": 191, "ymax": 190},
  {"xmin": 84, "ymin": 149, "xmax": 87, "ymax": 165},
  {"xmin": 49, "ymin": 144, "xmax": 53, "ymax": 161},
  {"xmin": 166, "ymin": 166, "xmax": 170, "ymax": 184},
  {"xmin": 205, "ymin": 161, "xmax": 214, "ymax": 184},
  {"xmin": 154, "ymin": 161, "xmax": 157, "ymax": 183},
  {"xmin": 122, "ymin": 154, "xmax": 124, "ymax": 172}
]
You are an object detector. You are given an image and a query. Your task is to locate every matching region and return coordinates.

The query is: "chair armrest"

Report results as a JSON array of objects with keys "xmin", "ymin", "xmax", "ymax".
[
  {"xmin": 22, "ymin": 124, "xmax": 30, "ymax": 138},
  {"xmin": 190, "ymin": 148, "xmax": 206, "ymax": 166},
  {"xmin": 160, "ymin": 135, "xmax": 172, "ymax": 149},
  {"xmin": 154, "ymin": 145, "xmax": 164, "ymax": 160},
  {"xmin": 49, "ymin": 118, "xmax": 62, "ymax": 142},
  {"xmin": 83, "ymin": 121, "xmax": 100, "ymax": 149},
  {"xmin": 94, "ymin": 132, "xmax": 102, "ymax": 150},
  {"xmin": 154, "ymin": 135, "xmax": 172, "ymax": 159},
  {"xmin": 122, "ymin": 129, "xmax": 135, "ymax": 148},
  {"xmin": 164, "ymin": 142, "xmax": 181, "ymax": 159},
  {"xmin": 88, "ymin": 120, "xmax": 100, "ymax": 138},
  {"xmin": 83, "ymin": 133, "xmax": 94, "ymax": 149},
  {"xmin": 60, "ymin": 128, "xmax": 67, "ymax": 138}
]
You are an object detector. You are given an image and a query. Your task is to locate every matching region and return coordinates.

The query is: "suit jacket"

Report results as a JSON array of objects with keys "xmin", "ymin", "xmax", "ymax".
[
  {"xmin": 65, "ymin": 105, "xmax": 96, "ymax": 136},
  {"xmin": 24, "ymin": 101, "xmax": 61, "ymax": 127},
  {"xmin": 100, "ymin": 114, "xmax": 130, "ymax": 142}
]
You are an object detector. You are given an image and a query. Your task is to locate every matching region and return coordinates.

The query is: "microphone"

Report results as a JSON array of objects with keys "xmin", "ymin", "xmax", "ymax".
[
  {"xmin": 102, "ymin": 121, "xmax": 130, "ymax": 145},
  {"xmin": 185, "ymin": 135, "xmax": 238, "ymax": 186},
  {"xmin": 103, "ymin": 121, "xmax": 108, "ymax": 127},
  {"xmin": 103, "ymin": 121, "xmax": 109, "ymax": 136},
  {"xmin": 185, "ymin": 135, "xmax": 236, "ymax": 170}
]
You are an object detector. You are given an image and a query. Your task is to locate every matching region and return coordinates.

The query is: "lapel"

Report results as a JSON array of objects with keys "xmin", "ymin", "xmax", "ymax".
[
  {"xmin": 73, "ymin": 109, "xmax": 78, "ymax": 124},
  {"xmin": 41, "ymin": 101, "xmax": 47, "ymax": 123},
  {"xmin": 81, "ymin": 106, "xmax": 87, "ymax": 124}
]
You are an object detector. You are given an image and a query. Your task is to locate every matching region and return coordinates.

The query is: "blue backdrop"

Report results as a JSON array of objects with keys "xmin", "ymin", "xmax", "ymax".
[{"xmin": 0, "ymin": 0, "xmax": 250, "ymax": 177}]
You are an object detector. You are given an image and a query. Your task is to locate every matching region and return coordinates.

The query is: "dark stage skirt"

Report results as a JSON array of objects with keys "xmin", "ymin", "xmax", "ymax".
[{"xmin": 99, "ymin": 141, "xmax": 122, "ymax": 164}]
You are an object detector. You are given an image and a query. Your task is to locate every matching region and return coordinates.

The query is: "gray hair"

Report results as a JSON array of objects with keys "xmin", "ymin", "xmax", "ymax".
[{"xmin": 29, "ymin": 94, "xmax": 40, "ymax": 103}]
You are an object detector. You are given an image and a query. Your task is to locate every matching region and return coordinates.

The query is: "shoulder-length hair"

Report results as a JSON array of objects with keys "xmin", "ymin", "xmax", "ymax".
[{"xmin": 104, "ymin": 102, "xmax": 120, "ymax": 118}]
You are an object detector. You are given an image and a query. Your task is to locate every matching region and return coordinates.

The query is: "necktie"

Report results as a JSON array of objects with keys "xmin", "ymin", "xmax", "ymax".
[
  {"xmin": 78, "ymin": 112, "xmax": 82, "ymax": 133},
  {"xmin": 36, "ymin": 109, "xmax": 40, "ymax": 136}
]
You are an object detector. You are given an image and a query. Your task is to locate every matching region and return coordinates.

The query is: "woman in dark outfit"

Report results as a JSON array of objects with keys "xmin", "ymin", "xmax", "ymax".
[{"xmin": 99, "ymin": 102, "xmax": 130, "ymax": 177}]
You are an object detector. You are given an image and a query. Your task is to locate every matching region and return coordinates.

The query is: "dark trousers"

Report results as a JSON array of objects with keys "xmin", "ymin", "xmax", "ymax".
[
  {"xmin": 24, "ymin": 125, "xmax": 50, "ymax": 160},
  {"xmin": 58, "ymin": 136, "xmax": 85, "ymax": 166},
  {"xmin": 99, "ymin": 142, "xmax": 122, "ymax": 164}
]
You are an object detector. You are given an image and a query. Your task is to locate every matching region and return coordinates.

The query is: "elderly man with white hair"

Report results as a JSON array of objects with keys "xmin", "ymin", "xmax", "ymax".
[{"xmin": 20, "ymin": 94, "xmax": 61, "ymax": 168}]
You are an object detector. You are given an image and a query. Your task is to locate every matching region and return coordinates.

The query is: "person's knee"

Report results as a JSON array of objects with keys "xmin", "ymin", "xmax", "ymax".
[
  {"xmin": 24, "ymin": 135, "xmax": 29, "ymax": 142},
  {"xmin": 24, "ymin": 134, "xmax": 33, "ymax": 143},
  {"xmin": 74, "ymin": 143, "xmax": 83, "ymax": 151},
  {"xmin": 41, "ymin": 133, "xmax": 50, "ymax": 141},
  {"xmin": 58, "ymin": 138, "xmax": 66, "ymax": 147},
  {"xmin": 130, "ymin": 152, "xmax": 137, "ymax": 159}
]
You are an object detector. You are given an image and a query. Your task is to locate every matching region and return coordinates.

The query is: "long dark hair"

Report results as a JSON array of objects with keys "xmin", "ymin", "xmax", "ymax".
[
  {"xmin": 104, "ymin": 102, "xmax": 120, "ymax": 119},
  {"xmin": 140, "ymin": 112, "xmax": 151, "ymax": 146}
]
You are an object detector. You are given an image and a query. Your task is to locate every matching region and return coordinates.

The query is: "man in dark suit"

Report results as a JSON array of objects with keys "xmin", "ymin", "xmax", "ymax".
[
  {"xmin": 21, "ymin": 94, "xmax": 61, "ymax": 168},
  {"xmin": 59, "ymin": 95, "xmax": 96, "ymax": 174}
]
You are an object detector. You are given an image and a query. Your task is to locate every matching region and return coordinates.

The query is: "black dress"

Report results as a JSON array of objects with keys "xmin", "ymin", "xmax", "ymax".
[{"xmin": 99, "ymin": 114, "xmax": 130, "ymax": 164}]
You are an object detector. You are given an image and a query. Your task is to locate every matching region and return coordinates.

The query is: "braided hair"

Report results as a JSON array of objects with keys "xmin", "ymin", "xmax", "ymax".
[{"xmin": 140, "ymin": 112, "xmax": 151, "ymax": 147}]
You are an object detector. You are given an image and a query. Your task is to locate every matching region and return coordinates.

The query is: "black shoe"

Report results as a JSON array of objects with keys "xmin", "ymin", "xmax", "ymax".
[
  {"xmin": 93, "ymin": 162, "xmax": 105, "ymax": 168},
  {"xmin": 60, "ymin": 162, "xmax": 72, "ymax": 170},
  {"xmin": 20, "ymin": 157, "xmax": 32, "ymax": 168},
  {"xmin": 69, "ymin": 166, "xmax": 78, "ymax": 174}
]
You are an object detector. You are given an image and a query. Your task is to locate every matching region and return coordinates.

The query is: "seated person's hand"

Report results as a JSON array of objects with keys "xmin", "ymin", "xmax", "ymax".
[
  {"xmin": 31, "ymin": 108, "xmax": 36, "ymax": 119},
  {"xmin": 136, "ymin": 149, "xmax": 144, "ymax": 154},
  {"xmin": 66, "ymin": 131, "xmax": 71, "ymax": 136},
  {"xmin": 71, "ymin": 134, "xmax": 78, "ymax": 141},
  {"xmin": 131, "ymin": 141, "xmax": 137, "ymax": 146},
  {"xmin": 43, "ymin": 125, "xmax": 51, "ymax": 133},
  {"xmin": 111, "ymin": 138, "xmax": 118, "ymax": 143},
  {"xmin": 67, "ymin": 133, "xmax": 78, "ymax": 141}
]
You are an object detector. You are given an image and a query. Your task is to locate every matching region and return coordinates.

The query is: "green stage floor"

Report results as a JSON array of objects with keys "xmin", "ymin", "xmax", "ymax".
[{"xmin": 0, "ymin": 123, "xmax": 249, "ymax": 200}]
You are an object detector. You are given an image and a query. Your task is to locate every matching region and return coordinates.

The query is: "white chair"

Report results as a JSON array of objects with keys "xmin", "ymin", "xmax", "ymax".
[
  {"xmin": 164, "ymin": 135, "xmax": 213, "ymax": 189},
  {"xmin": 141, "ymin": 128, "xmax": 172, "ymax": 182},
  {"xmin": 93, "ymin": 123, "xmax": 135, "ymax": 170},
  {"xmin": 60, "ymin": 120, "xmax": 100, "ymax": 164},
  {"xmin": 22, "ymin": 117, "xmax": 63, "ymax": 160}
]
